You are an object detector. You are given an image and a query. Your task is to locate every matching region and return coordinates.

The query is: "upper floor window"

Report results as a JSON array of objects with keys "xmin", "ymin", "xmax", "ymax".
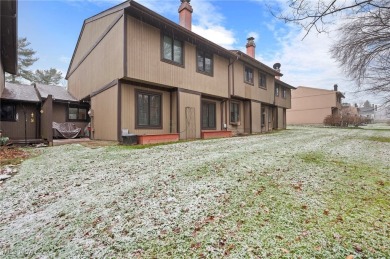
[
  {"xmin": 275, "ymin": 84, "xmax": 280, "ymax": 96},
  {"xmin": 136, "ymin": 91, "xmax": 162, "ymax": 128},
  {"xmin": 230, "ymin": 101, "xmax": 240, "ymax": 124},
  {"xmin": 282, "ymin": 87, "xmax": 287, "ymax": 98},
  {"xmin": 244, "ymin": 66, "xmax": 254, "ymax": 85},
  {"xmin": 197, "ymin": 50, "xmax": 213, "ymax": 75},
  {"xmin": 162, "ymin": 35, "xmax": 183, "ymax": 65},
  {"xmin": 1, "ymin": 103, "xmax": 16, "ymax": 121},
  {"xmin": 259, "ymin": 72, "xmax": 267, "ymax": 88}
]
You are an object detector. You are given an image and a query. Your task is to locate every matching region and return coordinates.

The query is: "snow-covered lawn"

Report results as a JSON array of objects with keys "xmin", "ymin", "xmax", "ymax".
[{"xmin": 1, "ymin": 126, "xmax": 389, "ymax": 258}]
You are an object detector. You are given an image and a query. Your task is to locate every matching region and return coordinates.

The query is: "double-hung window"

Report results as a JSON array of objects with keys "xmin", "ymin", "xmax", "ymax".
[
  {"xmin": 244, "ymin": 66, "xmax": 254, "ymax": 84},
  {"xmin": 259, "ymin": 72, "xmax": 267, "ymax": 88},
  {"xmin": 202, "ymin": 101, "xmax": 216, "ymax": 129},
  {"xmin": 137, "ymin": 91, "xmax": 162, "ymax": 128},
  {"xmin": 0, "ymin": 103, "xmax": 16, "ymax": 121},
  {"xmin": 275, "ymin": 84, "xmax": 280, "ymax": 96},
  {"xmin": 230, "ymin": 102, "xmax": 240, "ymax": 124},
  {"xmin": 197, "ymin": 50, "xmax": 213, "ymax": 75},
  {"xmin": 68, "ymin": 106, "xmax": 88, "ymax": 121},
  {"xmin": 282, "ymin": 87, "xmax": 287, "ymax": 98},
  {"xmin": 162, "ymin": 35, "xmax": 183, "ymax": 65}
]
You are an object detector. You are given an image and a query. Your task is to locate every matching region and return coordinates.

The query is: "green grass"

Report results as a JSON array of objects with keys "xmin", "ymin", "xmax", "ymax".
[
  {"xmin": 299, "ymin": 152, "xmax": 327, "ymax": 164},
  {"xmin": 1, "ymin": 126, "xmax": 389, "ymax": 258},
  {"xmin": 367, "ymin": 136, "xmax": 390, "ymax": 142}
]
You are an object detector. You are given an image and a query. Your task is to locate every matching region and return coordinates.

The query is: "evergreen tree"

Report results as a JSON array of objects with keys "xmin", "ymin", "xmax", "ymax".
[
  {"xmin": 33, "ymin": 68, "xmax": 63, "ymax": 85},
  {"xmin": 6, "ymin": 37, "xmax": 38, "ymax": 83}
]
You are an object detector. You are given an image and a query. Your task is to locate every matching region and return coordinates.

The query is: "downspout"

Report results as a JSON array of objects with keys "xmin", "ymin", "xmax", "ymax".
[
  {"xmin": 227, "ymin": 54, "xmax": 239, "ymax": 128},
  {"xmin": 220, "ymin": 99, "xmax": 227, "ymax": 131},
  {"xmin": 228, "ymin": 54, "xmax": 239, "ymax": 97}
]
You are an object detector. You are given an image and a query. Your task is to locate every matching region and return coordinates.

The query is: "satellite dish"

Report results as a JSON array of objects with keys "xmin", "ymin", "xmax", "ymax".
[{"xmin": 273, "ymin": 63, "xmax": 281, "ymax": 70}]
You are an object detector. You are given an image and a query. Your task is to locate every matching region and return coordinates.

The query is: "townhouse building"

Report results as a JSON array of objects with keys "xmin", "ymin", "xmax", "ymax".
[
  {"xmin": 66, "ymin": 0, "xmax": 295, "ymax": 141},
  {"xmin": 287, "ymin": 85, "xmax": 345, "ymax": 125}
]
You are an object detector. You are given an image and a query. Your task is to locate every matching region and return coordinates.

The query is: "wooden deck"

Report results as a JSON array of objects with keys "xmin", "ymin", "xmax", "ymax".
[{"xmin": 9, "ymin": 139, "xmax": 46, "ymax": 145}]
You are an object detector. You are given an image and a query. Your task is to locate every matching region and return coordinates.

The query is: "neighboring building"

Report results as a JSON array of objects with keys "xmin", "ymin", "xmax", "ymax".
[
  {"xmin": 373, "ymin": 105, "xmax": 390, "ymax": 122},
  {"xmin": 359, "ymin": 105, "xmax": 375, "ymax": 122},
  {"xmin": 358, "ymin": 102, "xmax": 390, "ymax": 123},
  {"xmin": 66, "ymin": 0, "xmax": 295, "ymax": 141},
  {"xmin": 0, "ymin": 0, "xmax": 18, "ymax": 94},
  {"xmin": 287, "ymin": 85, "xmax": 344, "ymax": 125},
  {"xmin": 1, "ymin": 83, "xmax": 40, "ymax": 140},
  {"xmin": 0, "ymin": 82, "xmax": 89, "ymax": 143},
  {"xmin": 341, "ymin": 103, "xmax": 359, "ymax": 118}
]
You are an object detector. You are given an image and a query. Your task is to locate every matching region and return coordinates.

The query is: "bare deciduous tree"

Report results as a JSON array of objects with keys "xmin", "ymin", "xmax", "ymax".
[
  {"xmin": 331, "ymin": 7, "xmax": 390, "ymax": 104},
  {"xmin": 276, "ymin": 0, "xmax": 390, "ymax": 105}
]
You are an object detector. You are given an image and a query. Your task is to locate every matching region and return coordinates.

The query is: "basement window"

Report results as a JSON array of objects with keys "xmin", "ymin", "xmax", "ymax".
[{"xmin": 0, "ymin": 103, "xmax": 16, "ymax": 121}]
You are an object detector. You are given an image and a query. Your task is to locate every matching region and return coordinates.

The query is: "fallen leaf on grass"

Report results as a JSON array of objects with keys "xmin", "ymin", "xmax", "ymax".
[
  {"xmin": 253, "ymin": 187, "xmax": 265, "ymax": 195},
  {"xmin": 353, "ymin": 243, "xmax": 363, "ymax": 252},
  {"xmin": 336, "ymin": 215, "xmax": 344, "ymax": 222},
  {"xmin": 376, "ymin": 180, "xmax": 384, "ymax": 186},
  {"xmin": 333, "ymin": 233, "xmax": 341, "ymax": 240},
  {"xmin": 224, "ymin": 244, "xmax": 235, "ymax": 256},
  {"xmin": 292, "ymin": 182, "xmax": 303, "ymax": 191},
  {"xmin": 281, "ymin": 248, "xmax": 289, "ymax": 254},
  {"xmin": 191, "ymin": 242, "xmax": 201, "ymax": 250},
  {"xmin": 324, "ymin": 209, "xmax": 330, "ymax": 215},
  {"xmin": 346, "ymin": 255, "xmax": 354, "ymax": 259},
  {"xmin": 92, "ymin": 216, "xmax": 102, "ymax": 227},
  {"xmin": 301, "ymin": 231, "xmax": 309, "ymax": 237}
]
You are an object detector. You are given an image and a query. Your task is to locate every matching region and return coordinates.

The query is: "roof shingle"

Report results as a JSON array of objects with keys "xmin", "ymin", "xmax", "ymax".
[
  {"xmin": 1, "ymin": 83, "xmax": 40, "ymax": 102},
  {"xmin": 35, "ymin": 84, "xmax": 77, "ymax": 102}
]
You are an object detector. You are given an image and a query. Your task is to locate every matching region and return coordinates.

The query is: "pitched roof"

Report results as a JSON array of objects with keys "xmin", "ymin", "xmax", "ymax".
[
  {"xmin": 296, "ymin": 86, "xmax": 345, "ymax": 98},
  {"xmin": 275, "ymin": 78, "xmax": 296, "ymax": 90},
  {"xmin": 1, "ymin": 82, "xmax": 40, "ymax": 103},
  {"xmin": 35, "ymin": 83, "xmax": 77, "ymax": 102},
  {"xmin": 229, "ymin": 50, "xmax": 282, "ymax": 77},
  {"xmin": 67, "ymin": 0, "xmax": 281, "ymax": 79}
]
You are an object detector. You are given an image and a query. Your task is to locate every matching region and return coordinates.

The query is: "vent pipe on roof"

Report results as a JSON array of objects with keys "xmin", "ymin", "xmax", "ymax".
[
  {"xmin": 178, "ymin": 0, "xmax": 193, "ymax": 30},
  {"xmin": 246, "ymin": 37, "xmax": 256, "ymax": 58}
]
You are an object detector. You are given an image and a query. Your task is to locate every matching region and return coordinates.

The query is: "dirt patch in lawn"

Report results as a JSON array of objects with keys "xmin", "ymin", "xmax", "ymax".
[{"xmin": 0, "ymin": 147, "xmax": 32, "ymax": 167}]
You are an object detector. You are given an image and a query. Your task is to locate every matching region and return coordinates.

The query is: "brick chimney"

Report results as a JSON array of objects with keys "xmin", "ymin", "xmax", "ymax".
[
  {"xmin": 178, "ymin": 0, "xmax": 193, "ymax": 30},
  {"xmin": 246, "ymin": 37, "xmax": 256, "ymax": 58},
  {"xmin": 334, "ymin": 84, "xmax": 338, "ymax": 91}
]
